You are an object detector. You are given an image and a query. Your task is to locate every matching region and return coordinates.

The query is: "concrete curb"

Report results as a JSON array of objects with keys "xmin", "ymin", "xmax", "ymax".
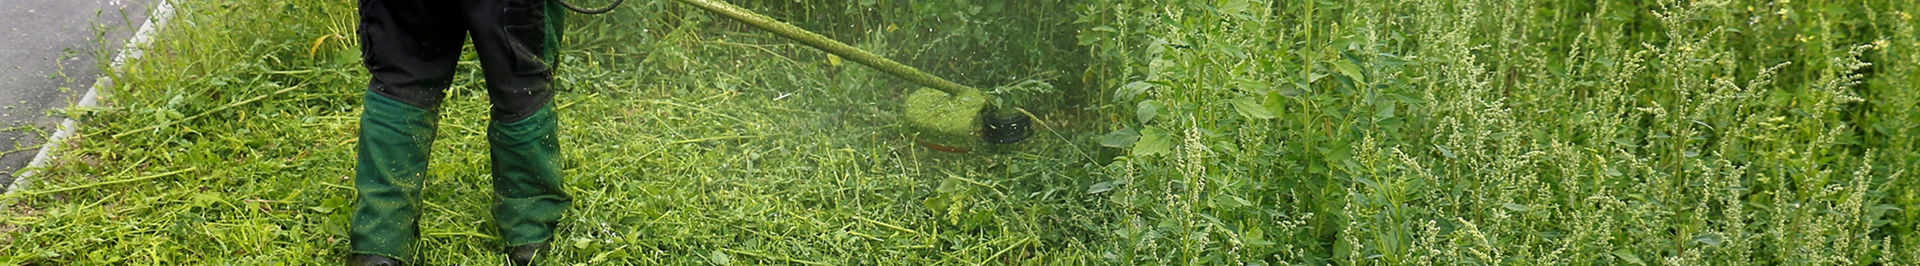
[{"xmin": 3, "ymin": 0, "xmax": 176, "ymax": 196}]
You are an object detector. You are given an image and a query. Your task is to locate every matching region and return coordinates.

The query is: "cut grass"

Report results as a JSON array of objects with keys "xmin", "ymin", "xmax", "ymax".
[{"xmin": 1, "ymin": 0, "xmax": 1104, "ymax": 264}]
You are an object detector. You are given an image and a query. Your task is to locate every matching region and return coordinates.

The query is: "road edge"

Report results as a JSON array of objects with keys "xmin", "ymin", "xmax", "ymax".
[{"xmin": 3, "ymin": 0, "xmax": 176, "ymax": 196}]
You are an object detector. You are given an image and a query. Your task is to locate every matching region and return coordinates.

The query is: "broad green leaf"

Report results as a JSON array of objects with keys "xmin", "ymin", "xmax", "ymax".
[
  {"xmin": 1353, "ymin": 176, "xmax": 1378, "ymax": 188},
  {"xmin": 937, "ymin": 177, "xmax": 967, "ymax": 193},
  {"xmin": 1264, "ymin": 92, "xmax": 1286, "ymax": 116},
  {"xmin": 597, "ymin": 249, "xmax": 630, "ymax": 262},
  {"xmin": 1389, "ymin": 92, "xmax": 1422, "ymax": 103},
  {"xmin": 1693, "ymin": 232, "xmax": 1724, "ymax": 246},
  {"xmin": 1613, "ymin": 250, "xmax": 1645, "ymax": 265},
  {"xmin": 1871, "ymin": 204, "xmax": 1904, "ymax": 214},
  {"xmin": 1502, "ymin": 203, "xmax": 1531, "ymax": 212},
  {"xmin": 1149, "ymin": 58, "xmax": 1176, "ymax": 79},
  {"xmin": 1211, "ymin": 194, "xmax": 1247, "ymax": 208},
  {"xmin": 1078, "ymin": 26, "xmax": 1117, "ymax": 46},
  {"xmin": 1115, "ymin": 81, "xmax": 1153, "ymax": 101},
  {"xmin": 1134, "ymin": 126, "xmax": 1171, "ymax": 157},
  {"xmin": 1076, "ymin": 30, "xmax": 1102, "ymax": 46},
  {"xmin": 1236, "ymin": 78, "xmax": 1271, "ymax": 92},
  {"xmin": 1137, "ymin": 100, "xmax": 1163, "ymax": 124},
  {"xmin": 1099, "ymin": 128, "xmax": 1141, "ymax": 148},
  {"xmin": 333, "ymin": 48, "xmax": 361, "ymax": 65},
  {"xmin": 1322, "ymin": 140, "xmax": 1352, "ymax": 164},
  {"xmin": 1276, "ymin": 84, "xmax": 1301, "ymax": 97},
  {"xmin": 1087, "ymin": 181, "xmax": 1116, "ymax": 194},
  {"xmin": 1246, "ymin": 227, "xmax": 1275, "ymax": 246},
  {"xmin": 1218, "ymin": 43, "xmax": 1248, "ymax": 58},
  {"xmin": 1146, "ymin": 38, "xmax": 1169, "ymax": 57},
  {"xmin": 1613, "ymin": 136, "xmax": 1637, "ymax": 147},
  {"xmin": 191, "ymin": 193, "xmax": 229, "ymax": 209},
  {"xmin": 1230, "ymin": 97, "xmax": 1274, "ymax": 119},
  {"xmin": 1333, "ymin": 60, "xmax": 1365, "ymax": 84},
  {"xmin": 1218, "ymin": 0, "xmax": 1250, "ymax": 17},
  {"xmin": 1374, "ymin": 101, "xmax": 1396, "ymax": 119},
  {"xmin": 1329, "ymin": 36, "xmax": 1360, "ymax": 51},
  {"xmin": 1375, "ymin": 53, "xmax": 1408, "ymax": 68},
  {"xmin": 1536, "ymin": 230, "xmax": 1565, "ymax": 238},
  {"xmin": 710, "ymin": 250, "xmax": 733, "ymax": 265},
  {"xmin": 922, "ymin": 195, "xmax": 950, "ymax": 211},
  {"xmin": 1871, "ymin": 204, "xmax": 1902, "ymax": 226}
]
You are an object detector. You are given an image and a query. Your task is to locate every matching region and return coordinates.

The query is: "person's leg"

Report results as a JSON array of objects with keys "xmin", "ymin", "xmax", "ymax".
[
  {"xmin": 466, "ymin": 0, "xmax": 570, "ymax": 261},
  {"xmin": 350, "ymin": 0, "xmax": 465, "ymax": 264}
]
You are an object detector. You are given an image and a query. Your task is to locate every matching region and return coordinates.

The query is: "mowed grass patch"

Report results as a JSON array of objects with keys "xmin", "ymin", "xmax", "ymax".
[{"xmin": 2, "ymin": 0, "xmax": 1108, "ymax": 264}]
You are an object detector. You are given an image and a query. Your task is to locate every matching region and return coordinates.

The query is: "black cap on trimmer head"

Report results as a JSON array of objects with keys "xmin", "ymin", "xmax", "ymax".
[{"xmin": 981, "ymin": 108, "xmax": 1031, "ymax": 144}]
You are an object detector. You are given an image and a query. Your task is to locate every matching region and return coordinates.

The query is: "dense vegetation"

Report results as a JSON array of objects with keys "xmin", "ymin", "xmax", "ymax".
[
  {"xmin": 2, "ymin": 0, "xmax": 1917, "ymax": 265},
  {"xmin": 1078, "ymin": 0, "xmax": 1920, "ymax": 264}
]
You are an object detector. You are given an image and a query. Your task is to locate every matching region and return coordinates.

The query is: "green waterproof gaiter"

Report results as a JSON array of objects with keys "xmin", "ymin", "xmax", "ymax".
[
  {"xmin": 349, "ymin": 92, "xmax": 440, "ymax": 262},
  {"xmin": 489, "ymin": 104, "xmax": 570, "ymax": 246}
]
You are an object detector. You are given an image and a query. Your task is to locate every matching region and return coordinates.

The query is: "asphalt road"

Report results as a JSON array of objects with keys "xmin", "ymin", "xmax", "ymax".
[{"xmin": 0, "ymin": 0, "xmax": 151, "ymax": 191}]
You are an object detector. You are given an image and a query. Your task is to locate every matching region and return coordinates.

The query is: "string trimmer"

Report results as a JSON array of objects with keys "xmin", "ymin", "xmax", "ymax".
[{"xmin": 557, "ymin": 0, "xmax": 1032, "ymax": 153}]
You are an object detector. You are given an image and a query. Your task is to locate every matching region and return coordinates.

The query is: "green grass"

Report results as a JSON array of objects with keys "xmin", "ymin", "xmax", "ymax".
[
  {"xmin": 3, "ymin": 0, "xmax": 1919, "ymax": 265},
  {"xmin": 3, "ymin": 0, "xmax": 1101, "ymax": 264}
]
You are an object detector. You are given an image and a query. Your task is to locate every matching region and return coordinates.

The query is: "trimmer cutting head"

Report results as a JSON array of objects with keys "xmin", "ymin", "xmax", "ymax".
[
  {"xmin": 904, "ymin": 88, "xmax": 985, "ymax": 153},
  {"xmin": 903, "ymin": 88, "xmax": 1033, "ymax": 153},
  {"xmin": 981, "ymin": 111, "xmax": 1031, "ymax": 144}
]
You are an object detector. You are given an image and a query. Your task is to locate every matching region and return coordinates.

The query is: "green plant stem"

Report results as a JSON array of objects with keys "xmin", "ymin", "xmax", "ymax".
[
  {"xmin": 425, "ymin": 231, "xmax": 499, "ymax": 240},
  {"xmin": 720, "ymin": 248, "xmax": 831, "ymax": 266},
  {"xmin": 668, "ymin": 133, "xmax": 784, "ymax": 145},
  {"xmin": 987, "ymin": 236, "xmax": 1035, "ymax": 262},
  {"xmin": 852, "ymin": 216, "xmax": 920, "ymax": 235},
  {"xmin": 110, "ymin": 82, "xmax": 308, "ymax": 139},
  {"xmin": 17, "ymin": 167, "xmax": 197, "ymax": 196}
]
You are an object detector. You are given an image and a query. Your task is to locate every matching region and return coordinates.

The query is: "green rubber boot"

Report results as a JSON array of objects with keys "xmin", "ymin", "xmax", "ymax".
[
  {"xmin": 349, "ymin": 92, "xmax": 440, "ymax": 264},
  {"xmin": 489, "ymin": 103, "xmax": 570, "ymax": 251}
]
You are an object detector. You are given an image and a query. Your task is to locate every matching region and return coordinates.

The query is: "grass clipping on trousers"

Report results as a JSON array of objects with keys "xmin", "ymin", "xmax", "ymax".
[{"xmin": 904, "ymin": 88, "xmax": 987, "ymax": 147}]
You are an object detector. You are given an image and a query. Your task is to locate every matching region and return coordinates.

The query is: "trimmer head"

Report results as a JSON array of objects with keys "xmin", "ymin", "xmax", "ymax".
[
  {"xmin": 905, "ymin": 88, "xmax": 987, "ymax": 153},
  {"xmin": 980, "ymin": 111, "xmax": 1031, "ymax": 144},
  {"xmin": 903, "ymin": 88, "xmax": 1033, "ymax": 153}
]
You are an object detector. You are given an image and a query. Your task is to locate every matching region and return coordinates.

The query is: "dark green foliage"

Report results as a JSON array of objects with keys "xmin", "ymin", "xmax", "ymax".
[{"xmin": 1075, "ymin": 0, "xmax": 1920, "ymax": 264}]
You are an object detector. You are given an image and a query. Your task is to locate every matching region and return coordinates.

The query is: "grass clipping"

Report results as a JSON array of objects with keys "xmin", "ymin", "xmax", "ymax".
[{"xmin": 904, "ymin": 88, "xmax": 987, "ymax": 148}]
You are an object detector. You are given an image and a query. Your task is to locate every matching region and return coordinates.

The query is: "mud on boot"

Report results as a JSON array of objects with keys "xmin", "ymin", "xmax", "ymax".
[{"xmin": 507, "ymin": 242, "xmax": 551, "ymax": 266}]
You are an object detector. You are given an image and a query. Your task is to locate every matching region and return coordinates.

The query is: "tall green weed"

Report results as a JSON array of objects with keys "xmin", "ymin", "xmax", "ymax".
[{"xmin": 1077, "ymin": 0, "xmax": 1920, "ymax": 264}]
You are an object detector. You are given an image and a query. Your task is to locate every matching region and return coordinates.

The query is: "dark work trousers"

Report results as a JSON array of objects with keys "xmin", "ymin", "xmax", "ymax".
[
  {"xmin": 351, "ymin": 0, "xmax": 570, "ymax": 262},
  {"xmin": 359, "ymin": 0, "xmax": 561, "ymax": 116}
]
